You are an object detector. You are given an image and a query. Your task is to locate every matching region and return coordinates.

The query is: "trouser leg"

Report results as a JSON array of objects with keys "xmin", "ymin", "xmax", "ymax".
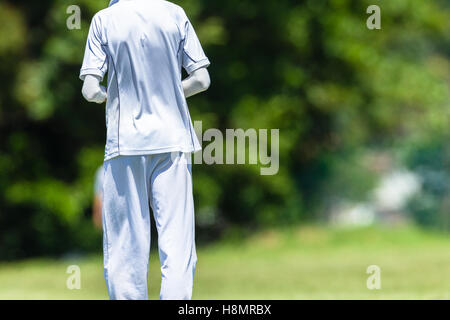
[
  {"xmin": 102, "ymin": 156, "xmax": 151, "ymax": 300},
  {"xmin": 150, "ymin": 152, "xmax": 197, "ymax": 300}
]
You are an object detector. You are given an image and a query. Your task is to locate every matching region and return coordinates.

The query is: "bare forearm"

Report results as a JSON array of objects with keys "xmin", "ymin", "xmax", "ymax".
[
  {"xmin": 182, "ymin": 67, "xmax": 211, "ymax": 98},
  {"xmin": 82, "ymin": 75, "xmax": 107, "ymax": 104}
]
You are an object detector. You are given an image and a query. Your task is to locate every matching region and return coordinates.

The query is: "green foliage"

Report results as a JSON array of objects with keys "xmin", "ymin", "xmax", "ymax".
[
  {"xmin": 0, "ymin": 0, "xmax": 449, "ymax": 259},
  {"xmin": 402, "ymin": 133, "xmax": 450, "ymax": 231}
]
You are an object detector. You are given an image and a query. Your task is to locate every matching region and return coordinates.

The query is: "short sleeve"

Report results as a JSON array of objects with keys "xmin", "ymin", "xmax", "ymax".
[
  {"xmin": 180, "ymin": 11, "xmax": 210, "ymax": 74},
  {"xmin": 80, "ymin": 14, "xmax": 108, "ymax": 81}
]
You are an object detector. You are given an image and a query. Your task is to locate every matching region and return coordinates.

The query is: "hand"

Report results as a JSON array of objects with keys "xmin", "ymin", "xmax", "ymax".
[
  {"xmin": 93, "ymin": 85, "xmax": 107, "ymax": 104},
  {"xmin": 82, "ymin": 75, "xmax": 107, "ymax": 104}
]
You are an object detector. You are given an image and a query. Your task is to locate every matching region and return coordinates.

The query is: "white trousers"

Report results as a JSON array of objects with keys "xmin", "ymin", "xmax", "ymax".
[{"xmin": 102, "ymin": 152, "xmax": 197, "ymax": 300}]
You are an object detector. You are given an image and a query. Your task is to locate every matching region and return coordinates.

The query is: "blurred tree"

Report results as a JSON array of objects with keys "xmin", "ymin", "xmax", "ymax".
[{"xmin": 403, "ymin": 133, "xmax": 450, "ymax": 231}]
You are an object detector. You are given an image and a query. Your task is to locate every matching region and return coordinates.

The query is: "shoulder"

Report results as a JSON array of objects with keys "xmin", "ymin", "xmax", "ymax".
[
  {"xmin": 94, "ymin": 7, "xmax": 109, "ymax": 18},
  {"xmin": 161, "ymin": 1, "xmax": 187, "ymax": 19},
  {"xmin": 92, "ymin": 4, "xmax": 120, "ymax": 24},
  {"xmin": 89, "ymin": 7, "xmax": 115, "ymax": 32},
  {"xmin": 93, "ymin": 6, "xmax": 112, "ymax": 19},
  {"xmin": 161, "ymin": 0, "xmax": 183, "ymax": 10},
  {"xmin": 89, "ymin": 10, "xmax": 105, "ymax": 28}
]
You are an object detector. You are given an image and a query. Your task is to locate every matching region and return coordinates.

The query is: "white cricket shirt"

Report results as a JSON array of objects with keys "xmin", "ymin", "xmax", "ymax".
[{"xmin": 80, "ymin": 0, "xmax": 210, "ymax": 161}]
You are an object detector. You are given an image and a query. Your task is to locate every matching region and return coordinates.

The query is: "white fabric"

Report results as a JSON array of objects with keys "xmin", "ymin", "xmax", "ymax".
[
  {"xmin": 80, "ymin": 0, "xmax": 210, "ymax": 161},
  {"xmin": 102, "ymin": 152, "xmax": 197, "ymax": 300}
]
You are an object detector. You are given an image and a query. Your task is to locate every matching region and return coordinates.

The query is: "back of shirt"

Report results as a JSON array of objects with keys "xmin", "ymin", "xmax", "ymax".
[{"xmin": 80, "ymin": 0, "xmax": 210, "ymax": 161}]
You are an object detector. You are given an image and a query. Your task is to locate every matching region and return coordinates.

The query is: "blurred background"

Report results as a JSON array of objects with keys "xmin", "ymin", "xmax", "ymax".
[{"xmin": 0, "ymin": 0, "xmax": 448, "ymax": 299}]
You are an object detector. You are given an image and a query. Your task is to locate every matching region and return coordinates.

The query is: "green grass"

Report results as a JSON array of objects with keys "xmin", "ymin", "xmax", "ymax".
[{"xmin": 0, "ymin": 225, "xmax": 449, "ymax": 299}]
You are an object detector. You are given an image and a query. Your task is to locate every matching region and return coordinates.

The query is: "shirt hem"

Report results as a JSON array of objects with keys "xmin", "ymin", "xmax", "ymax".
[
  {"xmin": 104, "ymin": 145, "xmax": 202, "ymax": 162},
  {"xmin": 80, "ymin": 68, "xmax": 106, "ymax": 81},
  {"xmin": 185, "ymin": 58, "xmax": 211, "ymax": 75}
]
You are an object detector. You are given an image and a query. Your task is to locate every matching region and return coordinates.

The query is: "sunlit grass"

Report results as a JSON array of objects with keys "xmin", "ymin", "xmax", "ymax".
[{"xmin": 0, "ymin": 226, "xmax": 449, "ymax": 299}]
